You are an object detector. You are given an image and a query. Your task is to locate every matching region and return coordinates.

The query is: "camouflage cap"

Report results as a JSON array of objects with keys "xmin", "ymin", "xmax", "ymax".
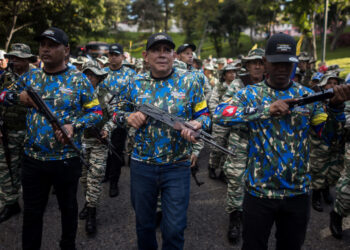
[
  {"xmin": 298, "ymin": 52, "xmax": 310, "ymax": 62},
  {"xmin": 5, "ymin": 43, "xmax": 37, "ymax": 62},
  {"xmin": 82, "ymin": 60, "xmax": 108, "ymax": 77},
  {"xmin": 222, "ymin": 63, "xmax": 240, "ymax": 72},
  {"xmin": 96, "ymin": 56, "xmax": 108, "ymax": 65},
  {"xmin": 318, "ymin": 72, "xmax": 343, "ymax": 87},
  {"xmin": 217, "ymin": 58, "xmax": 226, "ymax": 64},
  {"xmin": 73, "ymin": 56, "xmax": 88, "ymax": 65},
  {"xmin": 220, "ymin": 63, "xmax": 239, "ymax": 82},
  {"xmin": 204, "ymin": 63, "xmax": 214, "ymax": 71},
  {"xmin": 242, "ymin": 48, "xmax": 265, "ymax": 62}
]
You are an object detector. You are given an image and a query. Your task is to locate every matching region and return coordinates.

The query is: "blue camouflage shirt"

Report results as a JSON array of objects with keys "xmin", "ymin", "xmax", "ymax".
[
  {"xmin": 114, "ymin": 68, "xmax": 211, "ymax": 165},
  {"xmin": 1, "ymin": 67, "xmax": 103, "ymax": 161},
  {"xmin": 213, "ymin": 81, "xmax": 344, "ymax": 199}
]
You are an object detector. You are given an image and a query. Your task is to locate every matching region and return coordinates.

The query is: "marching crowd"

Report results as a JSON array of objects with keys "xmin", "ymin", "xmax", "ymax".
[{"xmin": 0, "ymin": 27, "xmax": 350, "ymax": 250}]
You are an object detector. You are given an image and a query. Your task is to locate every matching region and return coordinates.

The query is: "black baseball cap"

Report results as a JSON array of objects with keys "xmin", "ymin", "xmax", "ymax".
[
  {"xmin": 35, "ymin": 27, "xmax": 69, "ymax": 46},
  {"xmin": 176, "ymin": 43, "xmax": 196, "ymax": 54},
  {"xmin": 109, "ymin": 43, "xmax": 123, "ymax": 54},
  {"xmin": 146, "ymin": 33, "xmax": 175, "ymax": 50},
  {"xmin": 265, "ymin": 33, "xmax": 298, "ymax": 63}
]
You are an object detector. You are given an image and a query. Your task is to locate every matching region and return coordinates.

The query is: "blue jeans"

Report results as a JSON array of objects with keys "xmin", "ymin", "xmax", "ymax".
[{"xmin": 130, "ymin": 159, "xmax": 191, "ymax": 250}]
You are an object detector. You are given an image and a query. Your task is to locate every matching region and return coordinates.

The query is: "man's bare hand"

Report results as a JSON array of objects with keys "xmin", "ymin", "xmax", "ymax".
[
  {"xmin": 329, "ymin": 84, "xmax": 350, "ymax": 107},
  {"xmin": 55, "ymin": 124, "xmax": 74, "ymax": 145},
  {"xmin": 269, "ymin": 99, "xmax": 295, "ymax": 117},
  {"xmin": 19, "ymin": 91, "xmax": 38, "ymax": 109},
  {"xmin": 190, "ymin": 154, "xmax": 198, "ymax": 168},
  {"xmin": 181, "ymin": 120, "xmax": 201, "ymax": 143},
  {"xmin": 127, "ymin": 111, "xmax": 147, "ymax": 129}
]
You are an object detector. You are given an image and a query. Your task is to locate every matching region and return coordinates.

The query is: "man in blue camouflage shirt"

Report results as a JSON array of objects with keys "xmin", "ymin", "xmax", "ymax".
[
  {"xmin": 102, "ymin": 43, "xmax": 136, "ymax": 197},
  {"xmin": 0, "ymin": 27, "xmax": 102, "ymax": 250},
  {"xmin": 113, "ymin": 33, "xmax": 211, "ymax": 250},
  {"xmin": 214, "ymin": 33, "xmax": 350, "ymax": 250}
]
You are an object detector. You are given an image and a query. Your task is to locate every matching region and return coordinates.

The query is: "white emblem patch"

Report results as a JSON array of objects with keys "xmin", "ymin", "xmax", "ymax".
[
  {"xmin": 43, "ymin": 30, "xmax": 55, "ymax": 36},
  {"xmin": 171, "ymin": 91, "xmax": 186, "ymax": 99},
  {"xmin": 59, "ymin": 87, "xmax": 73, "ymax": 95},
  {"xmin": 154, "ymin": 35, "xmax": 166, "ymax": 41},
  {"xmin": 276, "ymin": 44, "xmax": 291, "ymax": 52}
]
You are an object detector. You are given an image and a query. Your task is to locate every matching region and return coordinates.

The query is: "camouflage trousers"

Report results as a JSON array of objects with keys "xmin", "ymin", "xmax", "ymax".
[
  {"xmin": 334, "ymin": 142, "xmax": 350, "ymax": 217},
  {"xmin": 80, "ymin": 138, "xmax": 108, "ymax": 208},
  {"xmin": 310, "ymin": 138, "xmax": 345, "ymax": 190},
  {"xmin": 0, "ymin": 130, "xmax": 25, "ymax": 209},
  {"xmin": 223, "ymin": 128, "xmax": 248, "ymax": 213},
  {"xmin": 209, "ymin": 123, "xmax": 230, "ymax": 170}
]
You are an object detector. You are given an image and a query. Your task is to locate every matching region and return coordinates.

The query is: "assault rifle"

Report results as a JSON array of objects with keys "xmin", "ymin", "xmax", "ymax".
[
  {"xmin": 109, "ymin": 96, "xmax": 236, "ymax": 186},
  {"xmin": 5, "ymin": 63, "xmax": 89, "ymax": 167},
  {"xmin": 23, "ymin": 86, "xmax": 90, "ymax": 168},
  {"xmin": 288, "ymin": 88, "xmax": 335, "ymax": 108}
]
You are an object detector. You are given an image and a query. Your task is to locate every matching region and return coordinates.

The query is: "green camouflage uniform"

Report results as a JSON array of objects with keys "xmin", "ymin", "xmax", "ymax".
[
  {"xmin": 309, "ymin": 124, "xmax": 345, "ymax": 190},
  {"xmin": 208, "ymin": 79, "xmax": 231, "ymax": 171},
  {"xmin": 310, "ymin": 74, "xmax": 345, "ymax": 190},
  {"xmin": 208, "ymin": 64, "xmax": 241, "ymax": 173},
  {"xmin": 0, "ymin": 71, "xmax": 27, "ymax": 209},
  {"xmin": 80, "ymin": 61, "xmax": 114, "ymax": 208},
  {"xmin": 334, "ymin": 141, "xmax": 350, "ymax": 217},
  {"xmin": 298, "ymin": 52, "xmax": 312, "ymax": 88},
  {"xmin": 221, "ymin": 78, "xmax": 248, "ymax": 213},
  {"xmin": 334, "ymin": 101, "xmax": 350, "ymax": 217}
]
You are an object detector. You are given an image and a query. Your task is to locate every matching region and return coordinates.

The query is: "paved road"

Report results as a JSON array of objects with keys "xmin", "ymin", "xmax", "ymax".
[{"xmin": 1, "ymin": 149, "xmax": 350, "ymax": 250}]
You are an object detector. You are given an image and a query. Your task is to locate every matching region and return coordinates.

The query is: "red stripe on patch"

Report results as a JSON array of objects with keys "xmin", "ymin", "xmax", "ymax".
[
  {"xmin": 222, "ymin": 106, "xmax": 237, "ymax": 117},
  {"xmin": 93, "ymin": 110, "xmax": 103, "ymax": 115}
]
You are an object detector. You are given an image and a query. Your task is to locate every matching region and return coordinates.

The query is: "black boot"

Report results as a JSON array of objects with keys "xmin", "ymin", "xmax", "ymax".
[
  {"xmin": 322, "ymin": 187, "xmax": 333, "ymax": 205},
  {"xmin": 109, "ymin": 181, "xmax": 119, "ymax": 197},
  {"xmin": 79, "ymin": 202, "xmax": 88, "ymax": 220},
  {"xmin": 228, "ymin": 211, "xmax": 242, "ymax": 244},
  {"xmin": 85, "ymin": 207, "xmax": 97, "ymax": 235},
  {"xmin": 0, "ymin": 202, "xmax": 21, "ymax": 223},
  {"xmin": 312, "ymin": 189, "xmax": 323, "ymax": 212},
  {"xmin": 208, "ymin": 166, "xmax": 217, "ymax": 179},
  {"xmin": 156, "ymin": 211, "xmax": 162, "ymax": 228},
  {"xmin": 330, "ymin": 210, "xmax": 343, "ymax": 239}
]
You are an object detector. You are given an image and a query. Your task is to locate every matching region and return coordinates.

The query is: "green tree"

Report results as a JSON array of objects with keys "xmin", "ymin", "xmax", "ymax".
[
  {"xmin": 130, "ymin": 0, "xmax": 163, "ymax": 32},
  {"xmin": 217, "ymin": 0, "xmax": 248, "ymax": 56},
  {"xmin": 283, "ymin": 0, "xmax": 323, "ymax": 59},
  {"xmin": 0, "ymin": 0, "xmax": 114, "ymax": 52},
  {"xmin": 328, "ymin": 0, "xmax": 350, "ymax": 51}
]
